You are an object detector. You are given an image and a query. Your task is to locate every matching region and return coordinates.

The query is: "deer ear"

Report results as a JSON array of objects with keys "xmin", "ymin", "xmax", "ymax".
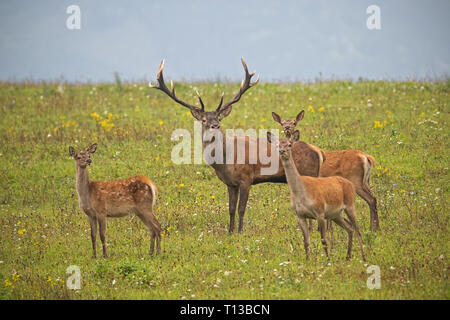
[
  {"xmin": 272, "ymin": 112, "xmax": 282, "ymax": 124},
  {"xmin": 87, "ymin": 143, "xmax": 97, "ymax": 154},
  {"xmin": 296, "ymin": 110, "xmax": 305, "ymax": 123},
  {"xmin": 190, "ymin": 108, "xmax": 203, "ymax": 121},
  {"xmin": 291, "ymin": 130, "xmax": 300, "ymax": 142},
  {"xmin": 69, "ymin": 146, "xmax": 76, "ymax": 158},
  {"xmin": 218, "ymin": 104, "xmax": 232, "ymax": 120}
]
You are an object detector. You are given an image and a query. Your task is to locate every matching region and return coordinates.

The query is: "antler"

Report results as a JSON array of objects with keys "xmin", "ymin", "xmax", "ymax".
[
  {"xmin": 149, "ymin": 60, "xmax": 202, "ymax": 112},
  {"xmin": 219, "ymin": 57, "xmax": 260, "ymax": 111}
]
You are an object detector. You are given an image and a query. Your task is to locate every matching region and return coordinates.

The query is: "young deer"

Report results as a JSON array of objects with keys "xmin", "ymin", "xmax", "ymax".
[
  {"xmin": 69, "ymin": 143, "xmax": 161, "ymax": 258},
  {"xmin": 149, "ymin": 58, "xmax": 323, "ymax": 233},
  {"xmin": 272, "ymin": 110, "xmax": 380, "ymax": 231},
  {"xmin": 267, "ymin": 131, "xmax": 366, "ymax": 261}
]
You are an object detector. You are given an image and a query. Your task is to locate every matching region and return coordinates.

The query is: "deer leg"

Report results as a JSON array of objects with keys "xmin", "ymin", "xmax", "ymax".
[
  {"xmin": 309, "ymin": 219, "xmax": 314, "ymax": 232},
  {"xmin": 97, "ymin": 216, "xmax": 108, "ymax": 258},
  {"xmin": 317, "ymin": 217, "xmax": 329, "ymax": 259},
  {"xmin": 332, "ymin": 215, "xmax": 354, "ymax": 261},
  {"xmin": 88, "ymin": 216, "xmax": 97, "ymax": 258},
  {"xmin": 237, "ymin": 185, "xmax": 251, "ymax": 233},
  {"xmin": 365, "ymin": 186, "xmax": 380, "ymax": 231},
  {"xmin": 298, "ymin": 216, "xmax": 310, "ymax": 260},
  {"xmin": 356, "ymin": 186, "xmax": 380, "ymax": 231},
  {"xmin": 137, "ymin": 208, "xmax": 161, "ymax": 255},
  {"xmin": 345, "ymin": 206, "xmax": 367, "ymax": 262},
  {"xmin": 227, "ymin": 186, "xmax": 239, "ymax": 234}
]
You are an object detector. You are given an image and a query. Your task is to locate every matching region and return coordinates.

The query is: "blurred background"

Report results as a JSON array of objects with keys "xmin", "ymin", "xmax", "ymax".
[{"xmin": 0, "ymin": 0, "xmax": 449, "ymax": 82}]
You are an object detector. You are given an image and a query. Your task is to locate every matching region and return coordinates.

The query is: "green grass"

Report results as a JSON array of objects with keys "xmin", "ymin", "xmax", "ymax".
[{"xmin": 0, "ymin": 80, "xmax": 449, "ymax": 299}]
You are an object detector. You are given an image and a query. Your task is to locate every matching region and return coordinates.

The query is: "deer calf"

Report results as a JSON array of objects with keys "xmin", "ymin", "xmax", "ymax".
[
  {"xmin": 272, "ymin": 110, "xmax": 379, "ymax": 231},
  {"xmin": 69, "ymin": 143, "xmax": 161, "ymax": 258},
  {"xmin": 267, "ymin": 131, "xmax": 366, "ymax": 261}
]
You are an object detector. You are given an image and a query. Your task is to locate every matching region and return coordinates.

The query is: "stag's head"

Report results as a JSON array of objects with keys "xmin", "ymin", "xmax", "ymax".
[
  {"xmin": 69, "ymin": 143, "xmax": 97, "ymax": 168},
  {"xmin": 267, "ymin": 130, "xmax": 300, "ymax": 161},
  {"xmin": 271, "ymin": 110, "xmax": 304, "ymax": 138},
  {"xmin": 149, "ymin": 58, "xmax": 259, "ymax": 132}
]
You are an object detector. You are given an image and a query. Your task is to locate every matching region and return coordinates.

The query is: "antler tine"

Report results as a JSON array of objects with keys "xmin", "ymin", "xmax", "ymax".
[
  {"xmin": 149, "ymin": 59, "xmax": 200, "ymax": 111},
  {"xmin": 216, "ymin": 92, "xmax": 225, "ymax": 111},
  {"xmin": 195, "ymin": 90, "xmax": 205, "ymax": 111},
  {"xmin": 219, "ymin": 57, "xmax": 259, "ymax": 111}
]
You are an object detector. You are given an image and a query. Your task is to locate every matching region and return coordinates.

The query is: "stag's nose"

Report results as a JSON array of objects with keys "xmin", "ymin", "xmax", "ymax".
[
  {"xmin": 87, "ymin": 159, "xmax": 92, "ymax": 165},
  {"xmin": 211, "ymin": 124, "xmax": 220, "ymax": 129}
]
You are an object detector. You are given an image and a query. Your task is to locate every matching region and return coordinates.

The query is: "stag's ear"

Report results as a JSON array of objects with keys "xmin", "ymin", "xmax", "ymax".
[
  {"xmin": 190, "ymin": 108, "xmax": 203, "ymax": 121},
  {"xmin": 69, "ymin": 146, "xmax": 76, "ymax": 158},
  {"xmin": 87, "ymin": 143, "xmax": 97, "ymax": 154},
  {"xmin": 295, "ymin": 110, "xmax": 305, "ymax": 123},
  {"xmin": 218, "ymin": 104, "xmax": 233, "ymax": 121},
  {"xmin": 272, "ymin": 112, "xmax": 282, "ymax": 124},
  {"xmin": 291, "ymin": 130, "xmax": 300, "ymax": 142}
]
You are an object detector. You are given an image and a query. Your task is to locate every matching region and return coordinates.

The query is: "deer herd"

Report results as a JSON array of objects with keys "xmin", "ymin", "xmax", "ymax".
[{"xmin": 70, "ymin": 58, "xmax": 379, "ymax": 262}]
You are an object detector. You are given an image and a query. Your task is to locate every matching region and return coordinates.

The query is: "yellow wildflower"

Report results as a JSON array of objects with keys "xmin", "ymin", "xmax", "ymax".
[
  {"xmin": 308, "ymin": 105, "xmax": 315, "ymax": 113},
  {"xmin": 373, "ymin": 120, "xmax": 383, "ymax": 129},
  {"xmin": 90, "ymin": 112, "xmax": 101, "ymax": 121},
  {"xmin": 318, "ymin": 106, "xmax": 325, "ymax": 112},
  {"xmin": 4, "ymin": 279, "xmax": 14, "ymax": 288},
  {"xmin": 17, "ymin": 228, "xmax": 26, "ymax": 235}
]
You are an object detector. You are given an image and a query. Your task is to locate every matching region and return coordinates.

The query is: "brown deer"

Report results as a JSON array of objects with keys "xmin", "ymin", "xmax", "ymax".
[
  {"xmin": 272, "ymin": 110, "xmax": 380, "ymax": 231},
  {"xmin": 69, "ymin": 143, "xmax": 161, "ymax": 257},
  {"xmin": 267, "ymin": 130, "xmax": 366, "ymax": 261},
  {"xmin": 149, "ymin": 58, "xmax": 323, "ymax": 233}
]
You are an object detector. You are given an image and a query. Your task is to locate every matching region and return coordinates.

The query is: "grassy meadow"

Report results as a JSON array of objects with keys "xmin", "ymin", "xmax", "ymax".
[{"xmin": 0, "ymin": 79, "xmax": 448, "ymax": 299}]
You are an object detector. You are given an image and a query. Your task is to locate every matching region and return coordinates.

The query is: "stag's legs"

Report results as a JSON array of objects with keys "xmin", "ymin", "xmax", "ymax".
[
  {"xmin": 137, "ymin": 208, "xmax": 161, "ymax": 255},
  {"xmin": 297, "ymin": 216, "xmax": 310, "ymax": 260},
  {"xmin": 356, "ymin": 186, "xmax": 380, "ymax": 231},
  {"xmin": 308, "ymin": 219, "xmax": 314, "ymax": 232},
  {"xmin": 227, "ymin": 186, "xmax": 239, "ymax": 234},
  {"xmin": 97, "ymin": 216, "xmax": 108, "ymax": 258},
  {"xmin": 88, "ymin": 216, "xmax": 97, "ymax": 258},
  {"xmin": 345, "ymin": 206, "xmax": 366, "ymax": 261},
  {"xmin": 237, "ymin": 185, "xmax": 251, "ymax": 233},
  {"xmin": 317, "ymin": 217, "xmax": 329, "ymax": 259},
  {"xmin": 332, "ymin": 215, "xmax": 354, "ymax": 260}
]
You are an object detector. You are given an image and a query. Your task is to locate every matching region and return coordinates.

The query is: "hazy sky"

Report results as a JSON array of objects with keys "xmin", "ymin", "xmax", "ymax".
[{"xmin": 1, "ymin": 0, "xmax": 449, "ymax": 82}]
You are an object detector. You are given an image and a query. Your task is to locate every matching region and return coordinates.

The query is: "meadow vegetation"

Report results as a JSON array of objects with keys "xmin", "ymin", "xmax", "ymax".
[{"xmin": 0, "ymin": 79, "xmax": 448, "ymax": 299}]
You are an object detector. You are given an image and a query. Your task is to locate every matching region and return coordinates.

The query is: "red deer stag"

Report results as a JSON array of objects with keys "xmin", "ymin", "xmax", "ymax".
[{"xmin": 149, "ymin": 58, "xmax": 322, "ymax": 233}]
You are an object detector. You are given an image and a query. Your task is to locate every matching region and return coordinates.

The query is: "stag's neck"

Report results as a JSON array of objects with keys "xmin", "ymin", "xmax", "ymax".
[
  {"xmin": 75, "ymin": 166, "xmax": 91, "ymax": 208},
  {"xmin": 202, "ymin": 127, "xmax": 228, "ymax": 169},
  {"xmin": 281, "ymin": 151, "xmax": 308, "ymax": 201}
]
